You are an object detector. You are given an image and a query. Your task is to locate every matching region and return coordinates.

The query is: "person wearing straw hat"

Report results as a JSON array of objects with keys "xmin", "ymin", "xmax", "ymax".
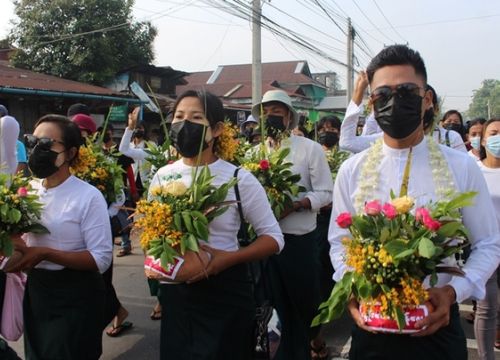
[{"xmin": 252, "ymin": 89, "xmax": 333, "ymax": 360}]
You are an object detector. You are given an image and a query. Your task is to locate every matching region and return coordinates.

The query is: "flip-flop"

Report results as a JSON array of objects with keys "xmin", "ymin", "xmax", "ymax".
[
  {"xmin": 150, "ymin": 309, "xmax": 162, "ymax": 320},
  {"xmin": 106, "ymin": 321, "xmax": 133, "ymax": 337}
]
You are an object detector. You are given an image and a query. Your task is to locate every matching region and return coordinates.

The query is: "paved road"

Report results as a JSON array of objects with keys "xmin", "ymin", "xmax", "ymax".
[{"xmin": 9, "ymin": 238, "xmax": 500, "ymax": 359}]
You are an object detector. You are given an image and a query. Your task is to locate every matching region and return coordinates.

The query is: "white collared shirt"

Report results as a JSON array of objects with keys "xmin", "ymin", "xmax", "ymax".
[
  {"xmin": 150, "ymin": 158, "xmax": 284, "ymax": 252},
  {"xmin": 329, "ymin": 136, "xmax": 500, "ymax": 303},
  {"xmin": 277, "ymin": 135, "xmax": 334, "ymax": 235},
  {"xmin": 26, "ymin": 176, "xmax": 113, "ymax": 273}
]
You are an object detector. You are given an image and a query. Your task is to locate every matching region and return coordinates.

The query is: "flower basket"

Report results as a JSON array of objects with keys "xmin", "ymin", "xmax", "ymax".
[
  {"xmin": 134, "ymin": 165, "xmax": 236, "ymax": 282},
  {"xmin": 359, "ymin": 300, "xmax": 433, "ymax": 333},
  {"xmin": 144, "ymin": 249, "xmax": 211, "ymax": 283}
]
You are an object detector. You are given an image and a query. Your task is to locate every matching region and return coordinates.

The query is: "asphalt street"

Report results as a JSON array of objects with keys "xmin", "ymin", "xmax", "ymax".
[{"xmin": 8, "ymin": 237, "xmax": 500, "ymax": 359}]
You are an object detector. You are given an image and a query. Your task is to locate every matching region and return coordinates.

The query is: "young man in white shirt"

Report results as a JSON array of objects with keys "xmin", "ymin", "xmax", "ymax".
[
  {"xmin": 252, "ymin": 90, "xmax": 333, "ymax": 360},
  {"xmin": 329, "ymin": 45, "xmax": 500, "ymax": 360}
]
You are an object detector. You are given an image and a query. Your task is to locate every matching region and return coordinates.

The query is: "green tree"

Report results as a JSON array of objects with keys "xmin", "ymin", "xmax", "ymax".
[
  {"xmin": 467, "ymin": 79, "xmax": 500, "ymax": 119},
  {"xmin": 9, "ymin": 0, "xmax": 157, "ymax": 85}
]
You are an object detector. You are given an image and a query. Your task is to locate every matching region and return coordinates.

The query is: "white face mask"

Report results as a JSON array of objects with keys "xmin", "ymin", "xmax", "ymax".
[
  {"xmin": 470, "ymin": 137, "xmax": 481, "ymax": 150},
  {"xmin": 486, "ymin": 134, "xmax": 500, "ymax": 158}
]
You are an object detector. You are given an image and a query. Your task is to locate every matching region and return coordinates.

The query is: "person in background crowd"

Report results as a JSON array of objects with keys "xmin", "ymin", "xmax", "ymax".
[
  {"xmin": 97, "ymin": 125, "xmax": 134, "ymax": 257},
  {"xmin": 292, "ymin": 124, "xmax": 310, "ymax": 138},
  {"xmin": 72, "ymin": 113, "xmax": 97, "ymax": 138},
  {"xmin": 466, "ymin": 118, "xmax": 486, "ymax": 161},
  {"xmin": 151, "ymin": 90, "xmax": 284, "ymax": 360},
  {"xmin": 0, "ymin": 104, "xmax": 22, "ymax": 359},
  {"xmin": 11, "ymin": 115, "xmax": 112, "ymax": 359},
  {"xmin": 67, "ymin": 103, "xmax": 91, "ymax": 118},
  {"xmin": 119, "ymin": 116, "xmax": 150, "ymax": 196},
  {"xmin": 441, "ymin": 110, "xmax": 467, "ymax": 144},
  {"xmin": 330, "ymin": 44, "xmax": 500, "ymax": 360},
  {"xmin": 16, "ymin": 140, "xmax": 28, "ymax": 175},
  {"xmin": 252, "ymin": 89, "xmax": 333, "ymax": 360},
  {"xmin": 70, "ymin": 114, "xmax": 133, "ymax": 338},
  {"xmin": 474, "ymin": 118, "xmax": 500, "ymax": 360},
  {"xmin": 0, "ymin": 105, "xmax": 20, "ymax": 174},
  {"xmin": 316, "ymin": 115, "xmax": 341, "ymax": 151},
  {"xmin": 240, "ymin": 114, "xmax": 259, "ymax": 141}
]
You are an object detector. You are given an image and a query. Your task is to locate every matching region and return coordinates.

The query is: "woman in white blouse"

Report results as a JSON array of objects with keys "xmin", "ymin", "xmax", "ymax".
[
  {"xmin": 149, "ymin": 90, "xmax": 284, "ymax": 360},
  {"xmin": 475, "ymin": 118, "xmax": 500, "ymax": 360},
  {"xmin": 10, "ymin": 115, "xmax": 112, "ymax": 360},
  {"xmin": 0, "ymin": 109, "xmax": 20, "ymax": 175}
]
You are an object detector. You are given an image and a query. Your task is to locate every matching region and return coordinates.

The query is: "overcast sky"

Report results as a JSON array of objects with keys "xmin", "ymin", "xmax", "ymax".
[{"xmin": 1, "ymin": 0, "xmax": 499, "ymax": 115}]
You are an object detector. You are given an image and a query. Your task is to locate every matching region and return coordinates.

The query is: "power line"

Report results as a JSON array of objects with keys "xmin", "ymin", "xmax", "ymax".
[
  {"xmin": 372, "ymin": 0, "xmax": 407, "ymax": 43},
  {"xmin": 311, "ymin": 0, "xmax": 347, "ymax": 36},
  {"xmin": 368, "ymin": 13, "xmax": 500, "ymax": 30},
  {"xmin": 351, "ymin": 0, "xmax": 397, "ymax": 44}
]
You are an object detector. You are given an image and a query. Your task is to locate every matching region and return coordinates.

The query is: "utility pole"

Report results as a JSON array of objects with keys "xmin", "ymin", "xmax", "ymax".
[
  {"xmin": 252, "ymin": 0, "xmax": 262, "ymax": 106},
  {"xmin": 487, "ymin": 99, "xmax": 491, "ymax": 119},
  {"xmin": 346, "ymin": 17, "xmax": 354, "ymax": 104}
]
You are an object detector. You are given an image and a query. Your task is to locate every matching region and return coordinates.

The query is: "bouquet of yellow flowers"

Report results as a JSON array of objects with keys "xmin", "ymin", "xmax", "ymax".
[
  {"xmin": 0, "ymin": 173, "xmax": 48, "ymax": 256},
  {"xmin": 241, "ymin": 145, "xmax": 305, "ymax": 219},
  {"xmin": 70, "ymin": 138, "xmax": 124, "ymax": 204},
  {"xmin": 134, "ymin": 166, "xmax": 236, "ymax": 281},
  {"xmin": 313, "ymin": 187, "xmax": 476, "ymax": 332}
]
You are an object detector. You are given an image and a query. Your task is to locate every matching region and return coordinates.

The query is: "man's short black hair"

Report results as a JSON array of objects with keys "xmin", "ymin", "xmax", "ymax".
[{"xmin": 367, "ymin": 45, "xmax": 427, "ymax": 85}]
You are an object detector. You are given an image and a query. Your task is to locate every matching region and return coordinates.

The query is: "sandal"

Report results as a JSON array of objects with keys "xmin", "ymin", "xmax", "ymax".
[
  {"xmin": 116, "ymin": 248, "xmax": 132, "ymax": 257},
  {"xmin": 106, "ymin": 321, "xmax": 133, "ymax": 337},
  {"xmin": 150, "ymin": 309, "xmax": 162, "ymax": 320},
  {"xmin": 310, "ymin": 341, "xmax": 330, "ymax": 360}
]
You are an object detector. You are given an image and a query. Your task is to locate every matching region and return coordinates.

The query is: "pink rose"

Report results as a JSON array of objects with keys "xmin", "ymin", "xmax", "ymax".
[
  {"xmin": 382, "ymin": 203, "xmax": 398, "ymax": 220},
  {"xmin": 415, "ymin": 207, "xmax": 431, "ymax": 223},
  {"xmin": 364, "ymin": 200, "xmax": 381, "ymax": 216},
  {"xmin": 17, "ymin": 187, "xmax": 28, "ymax": 197},
  {"xmin": 423, "ymin": 217, "xmax": 441, "ymax": 232},
  {"xmin": 259, "ymin": 159, "xmax": 270, "ymax": 171},
  {"xmin": 336, "ymin": 212, "xmax": 353, "ymax": 228}
]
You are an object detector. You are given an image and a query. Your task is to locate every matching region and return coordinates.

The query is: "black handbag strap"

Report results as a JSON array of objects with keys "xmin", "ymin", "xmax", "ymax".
[{"xmin": 233, "ymin": 167, "xmax": 251, "ymax": 247}]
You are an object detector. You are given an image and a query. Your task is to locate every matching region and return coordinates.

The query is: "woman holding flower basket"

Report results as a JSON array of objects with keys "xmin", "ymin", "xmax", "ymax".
[
  {"xmin": 325, "ymin": 45, "xmax": 500, "ymax": 360},
  {"xmin": 145, "ymin": 90, "xmax": 284, "ymax": 360},
  {"xmin": 10, "ymin": 115, "xmax": 113, "ymax": 360}
]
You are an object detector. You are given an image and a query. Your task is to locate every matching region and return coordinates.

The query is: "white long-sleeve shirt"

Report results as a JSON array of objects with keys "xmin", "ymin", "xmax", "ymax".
[
  {"xmin": 149, "ymin": 158, "xmax": 284, "ymax": 252},
  {"xmin": 329, "ymin": 136, "xmax": 500, "ymax": 303},
  {"xmin": 477, "ymin": 161, "xmax": 500, "ymax": 229},
  {"xmin": 277, "ymin": 135, "xmax": 334, "ymax": 235},
  {"xmin": 339, "ymin": 101, "xmax": 467, "ymax": 154},
  {"xmin": 0, "ymin": 115, "xmax": 20, "ymax": 175},
  {"xmin": 119, "ymin": 128, "xmax": 151, "ymax": 182},
  {"xmin": 26, "ymin": 176, "xmax": 113, "ymax": 274}
]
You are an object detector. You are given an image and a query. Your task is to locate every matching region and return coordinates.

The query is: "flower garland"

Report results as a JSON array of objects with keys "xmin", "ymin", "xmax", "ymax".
[{"xmin": 354, "ymin": 137, "xmax": 456, "ymax": 213}]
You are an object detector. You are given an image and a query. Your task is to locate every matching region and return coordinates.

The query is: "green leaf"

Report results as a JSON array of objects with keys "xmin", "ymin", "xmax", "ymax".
[
  {"xmin": 437, "ymin": 222, "xmax": 463, "ymax": 238},
  {"xmin": 418, "ymin": 237, "xmax": 436, "ymax": 259},
  {"xmin": 384, "ymin": 239, "xmax": 410, "ymax": 258},
  {"xmin": 394, "ymin": 307, "xmax": 406, "ymax": 331},
  {"xmin": 380, "ymin": 227, "xmax": 390, "ymax": 242},
  {"xmin": 312, "ymin": 272, "xmax": 353, "ymax": 326}
]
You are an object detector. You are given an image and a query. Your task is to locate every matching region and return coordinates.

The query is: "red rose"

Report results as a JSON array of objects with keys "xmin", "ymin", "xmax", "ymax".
[
  {"xmin": 17, "ymin": 187, "xmax": 28, "ymax": 197},
  {"xmin": 336, "ymin": 212, "xmax": 353, "ymax": 228},
  {"xmin": 381, "ymin": 203, "xmax": 397, "ymax": 220},
  {"xmin": 415, "ymin": 207, "xmax": 431, "ymax": 223},
  {"xmin": 259, "ymin": 159, "xmax": 270, "ymax": 171},
  {"xmin": 364, "ymin": 200, "xmax": 381, "ymax": 216}
]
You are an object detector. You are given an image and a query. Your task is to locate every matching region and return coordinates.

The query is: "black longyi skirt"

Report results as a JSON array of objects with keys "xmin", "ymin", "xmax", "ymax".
[
  {"xmin": 23, "ymin": 268, "xmax": 105, "ymax": 360},
  {"xmin": 159, "ymin": 263, "xmax": 255, "ymax": 360}
]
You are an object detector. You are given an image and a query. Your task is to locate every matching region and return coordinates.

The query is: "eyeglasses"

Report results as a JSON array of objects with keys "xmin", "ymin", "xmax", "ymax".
[
  {"xmin": 370, "ymin": 83, "xmax": 423, "ymax": 108},
  {"xmin": 24, "ymin": 134, "xmax": 65, "ymax": 150}
]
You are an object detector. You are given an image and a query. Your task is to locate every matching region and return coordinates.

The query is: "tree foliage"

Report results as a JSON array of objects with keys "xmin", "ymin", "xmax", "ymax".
[
  {"xmin": 9, "ymin": 0, "xmax": 157, "ymax": 85},
  {"xmin": 467, "ymin": 79, "xmax": 500, "ymax": 119}
]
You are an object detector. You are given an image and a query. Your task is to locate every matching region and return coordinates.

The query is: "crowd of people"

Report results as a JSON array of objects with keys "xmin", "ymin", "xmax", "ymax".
[{"xmin": 0, "ymin": 44, "xmax": 499, "ymax": 360}]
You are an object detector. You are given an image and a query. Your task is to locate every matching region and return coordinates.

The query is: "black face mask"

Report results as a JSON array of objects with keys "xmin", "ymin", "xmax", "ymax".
[
  {"xmin": 318, "ymin": 132, "xmax": 339, "ymax": 148},
  {"xmin": 444, "ymin": 123, "xmax": 462, "ymax": 134},
  {"xmin": 243, "ymin": 127, "xmax": 254, "ymax": 139},
  {"xmin": 374, "ymin": 93, "xmax": 423, "ymax": 139},
  {"xmin": 28, "ymin": 146, "xmax": 63, "ymax": 179},
  {"xmin": 266, "ymin": 115, "xmax": 286, "ymax": 137},
  {"xmin": 422, "ymin": 108, "xmax": 435, "ymax": 130},
  {"xmin": 133, "ymin": 129, "xmax": 145, "ymax": 138},
  {"xmin": 169, "ymin": 120, "xmax": 209, "ymax": 158}
]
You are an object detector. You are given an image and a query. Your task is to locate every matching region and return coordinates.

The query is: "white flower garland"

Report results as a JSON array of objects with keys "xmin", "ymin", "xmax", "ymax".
[{"xmin": 354, "ymin": 136, "xmax": 456, "ymax": 213}]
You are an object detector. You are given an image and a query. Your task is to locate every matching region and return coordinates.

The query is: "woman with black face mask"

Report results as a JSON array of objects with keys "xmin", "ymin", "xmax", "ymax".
[
  {"xmin": 441, "ymin": 109, "xmax": 467, "ymax": 145},
  {"xmin": 149, "ymin": 90, "xmax": 284, "ymax": 360},
  {"xmin": 9, "ymin": 115, "xmax": 112, "ymax": 360}
]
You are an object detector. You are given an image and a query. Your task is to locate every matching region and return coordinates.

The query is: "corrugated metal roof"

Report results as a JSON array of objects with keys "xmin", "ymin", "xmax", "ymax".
[{"xmin": 0, "ymin": 61, "xmax": 127, "ymax": 96}]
